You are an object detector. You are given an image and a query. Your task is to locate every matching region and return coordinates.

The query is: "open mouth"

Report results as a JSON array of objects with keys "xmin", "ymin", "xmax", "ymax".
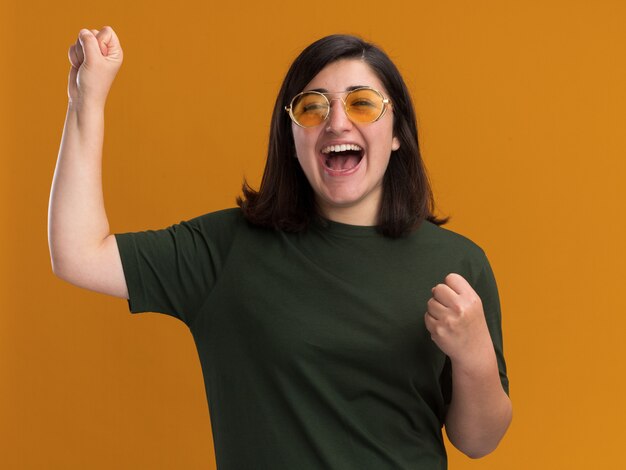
[{"xmin": 321, "ymin": 144, "xmax": 364, "ymax": 172}]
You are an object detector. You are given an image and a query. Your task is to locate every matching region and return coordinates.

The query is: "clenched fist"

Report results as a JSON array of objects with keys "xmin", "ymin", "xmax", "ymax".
[
  {"xmin": 424, "ymin": 273, "xmax": 494, "ymax": 365},
  {"xmin": 67, "ymin": 26, "xmax": 123, "ymax": 106}
]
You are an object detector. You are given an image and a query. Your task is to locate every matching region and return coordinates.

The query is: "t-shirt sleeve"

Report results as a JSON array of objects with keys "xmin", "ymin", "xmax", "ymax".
[
  {"xmin": 439, "ymin": 249, "xmax": 509, "ymax": 420},
  {"xmin": 114, "ymin": 215, "xmax": 221, "ymax": 327},
  {"xmin": 474, "ymin": 251, "xmax": 510, "ymax": 396}
]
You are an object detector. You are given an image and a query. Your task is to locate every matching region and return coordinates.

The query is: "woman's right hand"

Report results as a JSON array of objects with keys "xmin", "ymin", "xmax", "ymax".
[{"xmin": 67, "ymin": 26, "xmax": 123, "ymax": 106}]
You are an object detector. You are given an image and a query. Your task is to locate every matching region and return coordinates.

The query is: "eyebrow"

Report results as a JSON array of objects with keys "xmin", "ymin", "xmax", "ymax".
[{"xmin": 308, "ymin": 85, "xmax": 367, "ymax": 93}]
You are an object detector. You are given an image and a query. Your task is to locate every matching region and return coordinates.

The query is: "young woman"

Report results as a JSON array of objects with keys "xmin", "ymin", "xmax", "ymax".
[{"xmin": 49, "ymin": 26, "xmax": 511, "ymax": 469}]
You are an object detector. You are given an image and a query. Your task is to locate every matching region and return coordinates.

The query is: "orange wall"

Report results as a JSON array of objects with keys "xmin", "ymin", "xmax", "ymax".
[{"xmin": 2, "ymin": 0, "xmax": 626, "ymax": 468}]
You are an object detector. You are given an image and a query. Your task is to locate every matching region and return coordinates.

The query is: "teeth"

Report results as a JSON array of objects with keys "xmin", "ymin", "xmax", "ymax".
[{"xmin": 321, "ymin": 144, "xmax": 363, "ymax": 154}]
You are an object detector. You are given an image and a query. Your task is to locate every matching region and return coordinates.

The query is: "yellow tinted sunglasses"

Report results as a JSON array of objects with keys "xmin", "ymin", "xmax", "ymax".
[{"xmin": 285, "ymin": 87, "xmax": 391, "ymax": 128}]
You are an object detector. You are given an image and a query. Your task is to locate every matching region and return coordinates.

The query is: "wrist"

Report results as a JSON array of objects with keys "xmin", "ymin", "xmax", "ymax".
[
  {"xmin": 449, "ymin": 339, "xmax": 498, "ymax": 378},
  {"xmin": 68, "ymin": 97, "xmax": 107, "ymax": 113}
]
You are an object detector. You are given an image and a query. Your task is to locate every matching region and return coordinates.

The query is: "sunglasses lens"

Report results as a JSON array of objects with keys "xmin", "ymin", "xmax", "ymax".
[
  {"xmin": 291, "ymin": 93, "xmax": 328, "ymax": 127},
  {"xmin": 345, "ymin": 89, "xmax": 385, "ymax": 123}
]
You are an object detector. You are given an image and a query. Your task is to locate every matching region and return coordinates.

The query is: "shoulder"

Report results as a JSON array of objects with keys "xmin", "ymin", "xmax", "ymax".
[
  {"xmin": 417, "ymin": 221, "xmax": 486, "ymax": 256},
  {"xmin": 415, "ymin": 221, "xmax": 491, "ymax": 278},
  {"xmin": 187, "ymin": 207, "xmax": 244, "ymax": 225},
  {"xmin": 183, "ymin": 207, "xmax": 246, "ymax": 234},
  {"xmin": 184, "ymin": 207, "xmax": 276, "ymax": 246}
]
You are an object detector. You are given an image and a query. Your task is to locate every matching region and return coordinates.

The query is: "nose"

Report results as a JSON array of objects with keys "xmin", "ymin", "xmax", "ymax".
[{"xmin": 325, "ymin": 98, "xmax": 352, "ymax": 134}]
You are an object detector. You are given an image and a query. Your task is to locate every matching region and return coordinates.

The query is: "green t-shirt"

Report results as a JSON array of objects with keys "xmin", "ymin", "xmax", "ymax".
[{"xmin": 115, "ymin": 208, "xmax": 508, "ymax": 470}]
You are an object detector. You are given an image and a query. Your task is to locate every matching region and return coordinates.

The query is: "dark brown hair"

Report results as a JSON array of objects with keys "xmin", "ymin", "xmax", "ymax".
[{"xmin": 237, "ymin": 34, "xmax": 448, "ymax": 237}]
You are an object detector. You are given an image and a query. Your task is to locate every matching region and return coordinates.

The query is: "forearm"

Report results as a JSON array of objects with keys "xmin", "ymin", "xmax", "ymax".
[
  {"xmin": 444, "ymin": 347, "xmax": 512, "ymax": 458},
  {"xmin": 48, "ymin": 101, "xmax": 109, "ymax": 277}
]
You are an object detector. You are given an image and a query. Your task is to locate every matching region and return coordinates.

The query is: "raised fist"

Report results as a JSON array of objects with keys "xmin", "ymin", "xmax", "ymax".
[
  {"xmin": 424, "ymin": 273, "xmax": 494, "ymax": 365},
  {"xmin": 67, "ymin": 26, "xmax": 124, "ymax": 106}
]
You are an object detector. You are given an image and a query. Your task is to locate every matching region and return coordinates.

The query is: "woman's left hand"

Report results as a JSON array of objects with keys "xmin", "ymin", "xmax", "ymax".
[{"xmin": 424, "ymin": 273, "xmax": 493, "ymax": 364}]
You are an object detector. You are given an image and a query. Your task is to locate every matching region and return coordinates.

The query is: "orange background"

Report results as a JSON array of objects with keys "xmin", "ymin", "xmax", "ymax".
[{"xmin": 2, "ymin": 0, "xmax": 625, "ymax": 468}]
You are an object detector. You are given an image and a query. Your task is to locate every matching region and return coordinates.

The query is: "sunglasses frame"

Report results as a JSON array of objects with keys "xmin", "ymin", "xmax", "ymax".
[{"xmin": 285, "ymin": 86, "xmax": 391, "ymax": 128}]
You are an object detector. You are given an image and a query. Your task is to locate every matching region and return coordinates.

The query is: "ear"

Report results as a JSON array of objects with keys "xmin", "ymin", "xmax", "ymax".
[{"xmin": 391, "ymin": 136, "xmax": 400, "ymax": 151}]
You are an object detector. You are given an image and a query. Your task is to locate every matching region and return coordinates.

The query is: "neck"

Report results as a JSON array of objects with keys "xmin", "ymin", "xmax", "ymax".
[{"xmin": 317, "ymin": 200, "xmax": 380, "ymax": 227}]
